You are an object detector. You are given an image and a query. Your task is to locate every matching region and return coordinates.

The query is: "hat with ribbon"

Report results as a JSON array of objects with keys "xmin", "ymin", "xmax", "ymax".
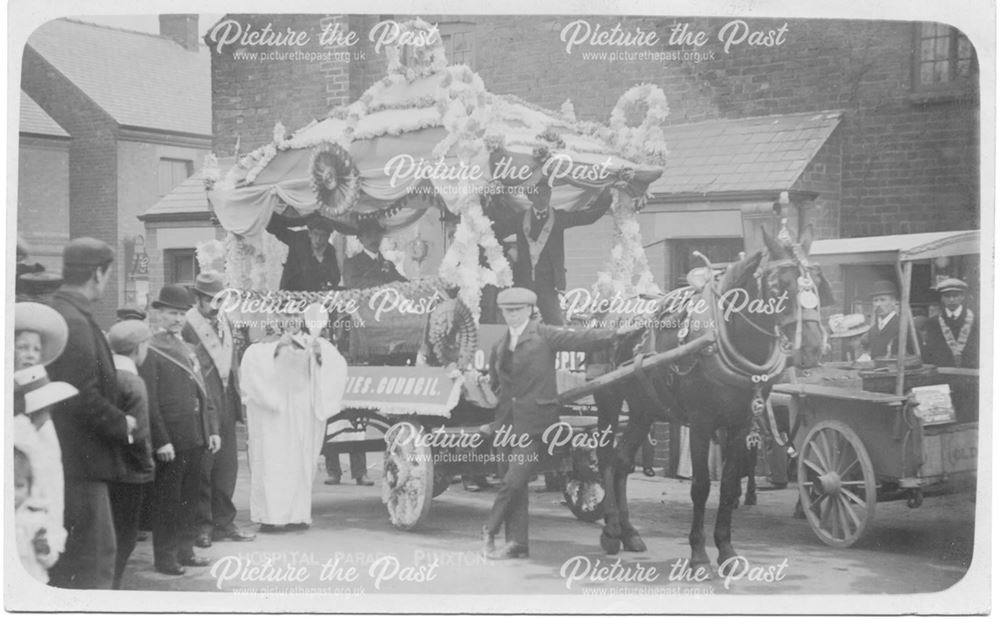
[
  {"xmin": 827, "ymin": 313, "xmax": 870, "ymax": 339},
  {"xmin": 13, "ymin": 365, "xmax": 79, "ymax": 415},
  {"xmin": 151, "ymin": 284, "xmax": 195, "ymax": 311},
  {"xmin": 497, "ymin": 287, "xmax": 538, "ymax": 307},
  {"xmin": 192, "ymin": 270, "xmax": 226, "ymax": 300},
  {"xmin": 14, "ymin": 302, "xmax": 69, "ymax": 365}
]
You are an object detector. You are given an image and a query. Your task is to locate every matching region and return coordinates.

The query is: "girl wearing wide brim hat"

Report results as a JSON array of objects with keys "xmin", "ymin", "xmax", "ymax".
[
  {"xmin": 827, "ymin": 313, "xmax": 872, "ymax": 364},
  {"xmin": 14, "ymin": 302, "xmax": 69, "ymax": 369}
]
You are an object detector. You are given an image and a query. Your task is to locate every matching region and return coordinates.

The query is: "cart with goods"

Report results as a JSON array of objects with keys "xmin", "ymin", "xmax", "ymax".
[
  {"xmin": 201, "ymin": 19, "xmax": 669, "ymax": 529},
  {"xmin": 768, "ymin": 230, "xmax": 980, "ymax": 547}
]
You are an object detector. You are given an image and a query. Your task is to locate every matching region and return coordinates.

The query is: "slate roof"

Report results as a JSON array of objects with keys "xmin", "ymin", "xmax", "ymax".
[
  {"xmin": 650, "ymin": 110, "xmax": 843, "ymax": 196},
  {"xmin": 141, "ymin": 158, "xmax": 233, "ymax": 220},
  {"xmin": 27, "ymin": 18, "xmax": 211, "ymax": 136},
  {"xmin": 20, "ymin": 91, "xmax": 68, "ymax": 137}
]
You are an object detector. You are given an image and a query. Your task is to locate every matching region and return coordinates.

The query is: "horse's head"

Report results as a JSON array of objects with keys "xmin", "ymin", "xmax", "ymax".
[{"xmin": 760, "ymin": 225, "xmax": 835, "ymax": 369}]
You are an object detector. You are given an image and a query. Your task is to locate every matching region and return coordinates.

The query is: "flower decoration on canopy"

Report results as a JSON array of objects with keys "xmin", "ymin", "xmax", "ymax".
[
  {"xmin": 384, "ymin": 18, "xmax": 449, "ymax": 83},
  {"xmin": 311, "ymin": 142, "xmax": 362, "ymax": 218},
  {"xmin": 532, "ymin": 127, "xmax": 566, "ymax": 164}
]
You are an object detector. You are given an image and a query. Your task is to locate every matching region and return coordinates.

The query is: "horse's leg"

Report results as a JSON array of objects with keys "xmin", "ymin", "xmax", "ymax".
[
  {"xmin": 615, "ymin": 395, "xmax": 652, "ymax": 552},
  {"xmin": 688, "ymin": 423, "xmax": 712, "ymax": 567},
  {"xmin": 714, "ymin": 426, "xmax": 745, "ymax": 572},
  {"xmin": 743, "ymin": 445, "xmax": 757, "ymax": 507},
  {"xmin": 595, "ymin": 389, "xmax": 623, "ymax": 555}
]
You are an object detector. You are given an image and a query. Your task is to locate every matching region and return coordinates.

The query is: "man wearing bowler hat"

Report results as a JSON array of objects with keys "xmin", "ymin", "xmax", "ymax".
[
  {"xmin": 46, "ymin": 238, "xmax": 136, "ymax": 589},
  {"xmin": 479, "ymin": 287, "xmax": 639, "ymax": 559},
  {"xmin": 267, "ymin": 211, "xmax": 342, "ymax": 292},
  {"xmin": 140, "ymin": 285, "xmax": 220, "ymax": 575},
  {"xmin": 864, "ymin": 280, "xmax": 900, "ymax": 359},
  {"xmin": 183, "ymin": 272, "xmax": 255, "ymax": 547},
  {"xmin": 923, "ymin": 278, "xmax": 978, "ymax": 369}
]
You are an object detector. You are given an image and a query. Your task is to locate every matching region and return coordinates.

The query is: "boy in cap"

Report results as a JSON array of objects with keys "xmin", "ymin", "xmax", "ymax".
[
  {"xmin": 479, "ymin": 287, "xmax": 639, "ymax": 559},
  {"xmin": 267, "ymin": 212, "xmax": 342, "ymax": 291},
  {"xmin": 106, "ymin": 320, "xmax": 155, "ymax": 588},
  {"xmin": 140, "ymin": 285, "xmax": 220, "ymax": 575},
  {"xmin": 183, "ymin": 272, "xmax": 255, "ymax": 545},
  {"xmin": 923, "ymin": 278, "xmax": 978, "ymax": 368},
  {"xmin": 46, "ymin": 237, "xmax": 136, "ymax": 589}
]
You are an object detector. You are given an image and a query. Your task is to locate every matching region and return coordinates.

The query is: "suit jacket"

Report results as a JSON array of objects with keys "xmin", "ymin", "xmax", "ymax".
[
  {"xmin": 923, "ymin": 307, "xmax": 979, "ymax": 368},
  {"xmin": 494, "ymin": 197, "xmax": 611, "ymax": 291},
  {"xmin": 865, "ymin": 313, "xmax": 899, "ymax": 358},
  {"xmin": 489, "ymin": 320, "xmax": 618, "ymax": 437},
  {"xmin": 267, "ymin": 214, "xmax": 341, "ymax": 291},
  {"xmin": 46, "ymin": 290, "xmax": 130, "ymax": 481},
  {"xmin": 183, "ymin": 308, "xmax": 243, "ymax": 425},
  {"xmin": 140, "ymin": 332, "xmax": 219, "ymax": 452},
  {"xmin": 342, "ymin": 250, "xmax": 407, "ymax": 289},
  {"xmin": 113, "ymin": 355, "xmax": 155, "ymax": 484}
]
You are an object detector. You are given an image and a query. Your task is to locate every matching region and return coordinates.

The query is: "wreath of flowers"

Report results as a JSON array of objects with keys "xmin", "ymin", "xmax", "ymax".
[
  {"xmin": 593, "ymin": 191, "xmax": 661, "ymax": 300},
  {"xmin": 310, "ymin": 142, "xmax": 362, "ymax": 217},
  {"xmin": 607, "ymin": 83, "xmax": 669, "ymax": 167},
  {"xmin": 384, "ymin": 18, "xmax": 449, "ymax": 82}
]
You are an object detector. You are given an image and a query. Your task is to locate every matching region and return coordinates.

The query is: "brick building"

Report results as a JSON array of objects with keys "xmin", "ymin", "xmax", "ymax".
[{"xmin": 19, "ymin": 16, "xmax": 211, "ymax": 325}]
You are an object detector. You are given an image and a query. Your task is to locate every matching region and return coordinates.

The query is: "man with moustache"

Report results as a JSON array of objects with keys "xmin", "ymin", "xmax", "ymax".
[
  {"xmin": 140, "ymin": 285, "xmax": 220, "ymax": 575},
  {"xmin": 479, "ymin": 287, "xmax": 637, "ymax": 559},
  {"xmin": 864, "ymin": 280, "xmax": 900, "ymax": 359},
  {"xmin": 924, "ymin": 278, "xmax": 978, "ymax": 368},
  {"xmin": 183, "ymin": 272, "xmax": 255, "ymax": 548},
  {"xmin": 493, "ymin": 179, "xmax": 613, "ymax": 325}
]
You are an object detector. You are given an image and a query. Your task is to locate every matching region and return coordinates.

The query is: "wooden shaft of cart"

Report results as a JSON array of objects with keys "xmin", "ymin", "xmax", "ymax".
[{"xmin": 556, "ymin": 331, "xmax": 716, "ymax": 405}]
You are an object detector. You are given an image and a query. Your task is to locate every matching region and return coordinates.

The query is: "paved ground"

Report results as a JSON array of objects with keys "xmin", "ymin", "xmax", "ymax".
[{"xmin": 121, "ymin": 449, "xmax": 977, "ymax": 600}]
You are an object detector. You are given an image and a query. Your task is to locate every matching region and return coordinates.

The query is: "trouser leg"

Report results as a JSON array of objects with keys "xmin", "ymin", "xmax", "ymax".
[
  {"xmin": 49, "ymin": 480, "xmax": 116, "ymax": 589},
  {"xmin": 349, "ymin": 451, "xmax": 367, "ymax": 480},
  {"xmin": 108, "ymin": 482, "xmax": 143, "ymax": 589},
  {"xmin": 211, "ymin": 415, "xmax": 239, "ymax": 529},
  {"xmin": 153, "ymin": 457, "xmax": 183, "ymax": 568},
  {"xmin": 486, "ymin": 441, "xmax": 539, "ymax": 546},
  {"xmin": 177, "ymin": 449, "xmax": 204, "ymax": 562}
]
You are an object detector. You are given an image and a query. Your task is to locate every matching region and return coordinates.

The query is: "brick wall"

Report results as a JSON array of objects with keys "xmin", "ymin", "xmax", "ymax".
[{"xmin": 22, "ymin": 45, "xmax": 121, "ymax": 327}]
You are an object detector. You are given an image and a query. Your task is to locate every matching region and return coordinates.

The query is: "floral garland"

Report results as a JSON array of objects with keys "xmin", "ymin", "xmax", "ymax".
[
  {"xmin": 195, "ymin": 239, "xmax": 226, "ymax": 272},
  {"xmin": 311, "ymin": 142, "xmax": 362, "ymax": 217},
  {"xmin": 607, "ymin": 83, "xmax": 669, "ymax": 167},
  {"xmin": 431, "ymin": 65, "xmax": 511, "ymax": 315},
  {"xmin": 594, "ymin": 192, "xmax": 661, "ymax": 299},
  {"xmin": 384, "ymin": 18, "xmax": 448, "ymax": 82}
]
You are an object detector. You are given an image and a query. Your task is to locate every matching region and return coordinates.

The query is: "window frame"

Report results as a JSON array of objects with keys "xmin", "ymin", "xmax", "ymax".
[{"xmin": 911, "ymin": 23, "xmax": 977, "ymax": 94}]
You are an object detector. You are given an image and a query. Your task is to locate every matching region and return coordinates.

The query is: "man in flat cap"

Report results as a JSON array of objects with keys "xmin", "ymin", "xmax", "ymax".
[
  {"xmin": 183, "ymin": 272, "xmax": 255, "ymax": 547},
  {"xmin": 493, "ymin": 179, "xmax": 613, "ymax": 325},
  {"xmin": 106, "ymin": 320, "xmax": 155, "ymax": 589},
  {"xmin": 267, "ymin": 212, "xmax": 342, "ymax": 292},
  {"xmin": 479, "ymin": 287, "xmax": 639, "ymax": 559},
  {"xmin": 923, "ymin": 278, "xmax": 978, "ymax": 368},
  {"xmin": 140, "ymin": 285, "xmax": 220, "ymax": 575},
  {"xmin": 45, "ymin": 238, "xmax": 137, "ymax": 589},
  {"xmin": 864, "ymin": 280, "xmax": 900, "ymax": 359},
  {"xmin": 116, "ymin": 305, "xmax": 148, "ymax": 323}
]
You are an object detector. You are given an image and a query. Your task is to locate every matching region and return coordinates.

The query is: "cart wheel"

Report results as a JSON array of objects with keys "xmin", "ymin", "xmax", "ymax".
[
  {"xmin": 797, "ymin": 420, "xmax": 876, "ymax": 548},
  {"xmin": 432, "ymin": 471, "xmax": 451, "ymax": 498},
  {"xmin": 563, "ymin": 474, "xmax": 605, "ymax": 523},
  {"xmin": 382, "ymin": 421, "xmax": 434, "ymax": 530}
]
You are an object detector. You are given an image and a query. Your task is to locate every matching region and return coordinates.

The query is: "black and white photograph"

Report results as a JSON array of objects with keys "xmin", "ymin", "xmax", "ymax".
[{"xmin": 5, "ymin": 0, "xmax": 992, "ymax": 614}]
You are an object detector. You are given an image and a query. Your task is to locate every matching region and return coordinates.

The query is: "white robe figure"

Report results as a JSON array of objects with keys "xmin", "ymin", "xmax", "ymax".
[{"xmin": 241, "ymin": 335, "xmax": 348, "ymax": 525}]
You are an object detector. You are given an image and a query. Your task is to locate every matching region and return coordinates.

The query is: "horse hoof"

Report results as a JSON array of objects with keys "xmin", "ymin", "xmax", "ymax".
[
  {"xmin": 690, "ymin": 552, "xmax": 711, "ymax": 568},
  {"xmin": 600, "ymin": 532, "xmax": 622, "ymax": 555},
  {"xmin": 717, "ymin": 549, "xmax": 739, "ymax": 574},
  {"xmin": 622, "ymin": 534, "xmax": 647, "ymax": 553}
]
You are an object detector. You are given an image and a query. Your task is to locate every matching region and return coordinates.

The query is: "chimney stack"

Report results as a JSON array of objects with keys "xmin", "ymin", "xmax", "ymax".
[{"xmin": 159, "ymin": 14, "xmax": 200, "ymax": 52}]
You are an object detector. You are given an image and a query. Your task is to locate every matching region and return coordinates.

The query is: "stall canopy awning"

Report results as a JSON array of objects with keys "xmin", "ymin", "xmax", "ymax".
[
  {"xmin": 650, "ymin": 110, "xmax": 842, "ymax": 197},
  {"xmin": 810, "ymin": 230, "xmax": 980, "ymax": 264}
]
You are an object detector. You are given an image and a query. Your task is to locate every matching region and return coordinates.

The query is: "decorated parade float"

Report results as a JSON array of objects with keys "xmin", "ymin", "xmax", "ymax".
[{"xmin": 202, "ymin": 18, "xmax": 667, "ymax": 529}]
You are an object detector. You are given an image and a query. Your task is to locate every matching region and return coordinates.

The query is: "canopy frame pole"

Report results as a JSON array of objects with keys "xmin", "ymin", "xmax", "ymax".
[{"xmin": 895, "ymin": 260, "xmax": 914, "ymax": 396}]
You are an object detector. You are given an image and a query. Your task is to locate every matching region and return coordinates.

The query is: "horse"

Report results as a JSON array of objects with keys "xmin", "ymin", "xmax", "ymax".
[{"xmin": 588, "ymin": 226, "xmax": 833, "ymax": 570}]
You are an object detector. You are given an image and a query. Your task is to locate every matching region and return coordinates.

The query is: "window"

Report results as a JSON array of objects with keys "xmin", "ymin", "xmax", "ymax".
[
  {"xmin": 440, "ymin": 23, "xmax": 475, "ymax": 68},
  {"xmin": 158, "ymin": 158, "xmax": 193, "ymax": 197},
  {"xmin": 913, "ymin": 23, "xmax": 976, "ymax": 91},
  {"xmin": 164, "ymin": 248, "xmax": 199, "ymax": 286}
]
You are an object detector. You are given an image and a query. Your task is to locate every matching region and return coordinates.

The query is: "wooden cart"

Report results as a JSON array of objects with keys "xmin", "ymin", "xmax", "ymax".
[{"xmin": 770, "ymin": 230, "xmax": 980, "ymax": 547}]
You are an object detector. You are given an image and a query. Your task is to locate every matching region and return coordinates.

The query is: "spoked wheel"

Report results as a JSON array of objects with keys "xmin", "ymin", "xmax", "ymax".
[
  {"xmin": 382, "ymin": 421, "xmax": 434, "ymax": 530},
  {"xmin": 797, "ymin": 420, "xmax": 876, "ymax": 547}
]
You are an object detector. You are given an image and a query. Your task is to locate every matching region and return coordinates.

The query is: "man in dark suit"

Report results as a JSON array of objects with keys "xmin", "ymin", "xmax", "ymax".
[
  {"xmin": 184, "ymin": 272, "xmax": 255, "ymax": 548},
  {"xmin": 864, "ymin": 280, "xmax": 900, "ymax": 359},
  {"xmin": 46, "ymin": 238, "xmax": 136, "ymax": 589},
  {"xmin": 923, "ymin": 278, "xmax": 978, "ymax": 368},
  {"xmin": 479, "ymin": 287, "xmax": 635, "ymax": 559},
  {"xmin": 140, "ymin": 285, "xmax": 220, "ymax": 575},
  {"xmin": 493, "ymin": 181, "xmax": 613, "ymax": 325},
  {"xmin": 267, "ymin": 212, "xmax": 341, "ymax": 291},
  {"xmin": 342, "ymin": 219, "xmax": 407, "ymax": 289}
]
